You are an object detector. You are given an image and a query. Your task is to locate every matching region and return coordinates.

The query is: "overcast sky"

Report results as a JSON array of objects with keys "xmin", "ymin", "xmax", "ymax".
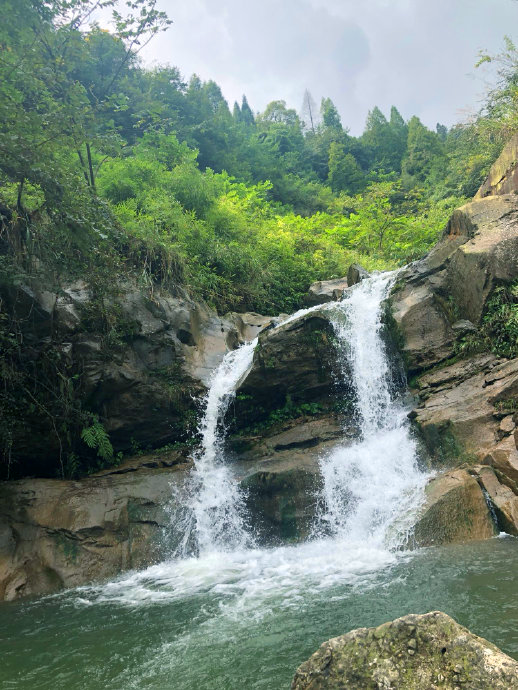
[{"xmin": 134, "ymin": 0, "xmax": 518, "ymax": 135}]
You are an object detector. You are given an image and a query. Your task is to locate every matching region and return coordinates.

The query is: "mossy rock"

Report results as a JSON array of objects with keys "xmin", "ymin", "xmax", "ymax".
[{"xmin": 292, "ymin": 611, "xmax": 518, "ymax": 689}]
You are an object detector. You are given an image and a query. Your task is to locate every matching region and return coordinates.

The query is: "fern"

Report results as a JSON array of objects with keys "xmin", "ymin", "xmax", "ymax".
[{"xmin": 81, "ymin": 417, "xmax": 114, "ymax": 461}]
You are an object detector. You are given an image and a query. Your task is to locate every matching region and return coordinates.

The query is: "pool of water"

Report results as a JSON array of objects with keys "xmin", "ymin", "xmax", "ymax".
[{"xmin": 1, "ymin": 535, "xmax": 518, "ymax": 689}]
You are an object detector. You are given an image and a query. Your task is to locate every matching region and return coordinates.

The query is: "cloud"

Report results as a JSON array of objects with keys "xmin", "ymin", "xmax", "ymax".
[{"xmin": 140, "ymin": 0, "xmax": 518, "ymax": 134}]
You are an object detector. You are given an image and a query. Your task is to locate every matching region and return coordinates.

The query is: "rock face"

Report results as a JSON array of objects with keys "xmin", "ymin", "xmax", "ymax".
[
  {"xmin": 411, "ymin": 355, "xmax": 518, "ymax": 461},
  {"xmin": 476, "ymin": 133, "xmax": 518, "ymax": 198},
  {"xmin": 0, "ymin": 453, "xmax": 190, "ymax": 600},
  {"xmin": 388, "ymin": 144, "xmax": 518, "ymax": 544},
  {"xmin": 390, "ymin": 194, "xmax": 518, "ymax": 372},
  {"xmin": 231, "ymin": 309, "xmax": 344, "ymax": 431},
  {"xmin": 291, "ymin": 611, "xmax": 518, "ymax": 690},
  {"xmin": 304, "ymin": 277, "xmax": 348, "ymax": 306},
  {"xmin": 235, "ymin": 414, "xmax": 350, "ymax": 543},
  {"xmin": 3, "ymin": 277, "xmax": 273, "ymax": 475}
]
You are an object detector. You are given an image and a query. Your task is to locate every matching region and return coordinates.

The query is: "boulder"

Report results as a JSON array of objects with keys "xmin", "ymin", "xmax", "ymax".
[
  {"xmin": 231, "ymin": 309, "xmax": 344, "ymax": 431},
  {"xmin": 475, "ymin": 465, "xmax": 518, "ymax": 536},
  {"xmin": 233, "ymin": 414, "xmax": 351, "ymax": 543},
  {"xmin": 347, "ymin": 263, "xmax": 369, "ymax": 286},
  {"xmin": 304, "ymin": 278, "xmax": 348, "ymax": 307},
  {"xmin": 291, "ymin": 611, "xmax": 518, "ymax": 690},
  {"xmin": 483, "ymin": 434, "xmax": 518, "ymax": 493},
  {"xmin": 0, "ymin": 454, "xmax": 190, "ymax": 600},
  {"xmin": 411, "ymin": 469, "xmax": 496, "ymax": 547},
  {"xmin": 242, "ymin": 466, "xmax": 321, "ymax": 543}
]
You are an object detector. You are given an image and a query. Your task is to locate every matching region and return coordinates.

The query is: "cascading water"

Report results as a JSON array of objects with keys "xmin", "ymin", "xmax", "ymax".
[
  {"xmin": 6, "ymin": 275, "xmax": 513, "ymax": 690},
  {"xmin": 182, "ymin": 339, "xmax": 258, "ymax": 555},
  {"xmin": 317, "ymin": 272, "xmax": 426, "ymax": 544},
  {"xmin": 181, "ymin": 272, "xmax": 426, "ymax": 558}
]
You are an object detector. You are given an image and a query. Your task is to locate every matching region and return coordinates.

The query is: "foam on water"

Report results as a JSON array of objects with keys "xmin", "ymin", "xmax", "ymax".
[
  {"xmin": 315, "ymin": 272, "xmax": 427, "ymax": 543},
  {"xmin": 71, "ymin": 272, "xmax": 428, "ymax": 615},
  {"xmin": 184, "ymin": 339, "xmax": 258, "ymax": 555}
]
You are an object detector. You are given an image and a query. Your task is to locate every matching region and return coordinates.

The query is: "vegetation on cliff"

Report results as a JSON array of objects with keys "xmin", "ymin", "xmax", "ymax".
[{"xmin": 1, "ymin": 0, "xmax": 517, "ymax": 478}]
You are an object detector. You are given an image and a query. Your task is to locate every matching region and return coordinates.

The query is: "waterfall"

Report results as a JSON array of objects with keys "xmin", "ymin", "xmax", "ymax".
[
  {"xmin": 316, "ymin": 272, "xmax": 426, "ymax": 544},
  {"xmin": 183, "ymin": 339, "xmax": 258, "ymax": 555},
  {"xmin": 182, "ymin": 273, "xmax": 426, "ymax": 557}
]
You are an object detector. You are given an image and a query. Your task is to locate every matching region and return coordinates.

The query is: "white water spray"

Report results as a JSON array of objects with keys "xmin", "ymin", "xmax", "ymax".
[
  {"xmin": 79, "ymin": 273, "xmax": 427, "ymax": 617},
  {"xmin": 185, "ymin": 339, "xmax": 258, "ymax": 554},
  {"xmin": 185, "ymin": 304, "xmax": 322, "ymax": 555},
  {"xmin": 317, "ymin": 272, "xmax": 427, "ymax": 543}
]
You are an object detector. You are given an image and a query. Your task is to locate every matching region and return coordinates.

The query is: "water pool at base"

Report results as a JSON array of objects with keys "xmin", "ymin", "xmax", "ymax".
[{"xmin": 1, "ymin": 536, "xmax": 517, "ymax": 690}]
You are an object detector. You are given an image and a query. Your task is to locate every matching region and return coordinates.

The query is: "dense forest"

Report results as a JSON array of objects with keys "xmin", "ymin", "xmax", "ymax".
[{"xmin": 1, "ymin": 0, "xmax": 517, "ymax": 476}]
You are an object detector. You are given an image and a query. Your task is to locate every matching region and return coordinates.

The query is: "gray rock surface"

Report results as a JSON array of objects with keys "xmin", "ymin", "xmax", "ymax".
[
  {"xmin": 304, "ymin": 278, "xmax": 348, "ymax": 306},
  {"xmin": 291, "ymin": 611, "xmax": 518, "ymax": 689},
  {"xmin": 390, "ymin": 194, "xmax": 518, "ymax": 372},
  {"xmin": 0, "ymin": 453, "xmax": 190, "ymax": 600},
  {"xmin": 347, "ymin": 263, "xmax": 370, "ymax": 286}
]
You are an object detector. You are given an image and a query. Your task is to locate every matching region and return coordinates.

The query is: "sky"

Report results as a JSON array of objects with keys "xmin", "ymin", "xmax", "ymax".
[{"xmin": 132, "ymin": 0, "xmax": 518, "ymax": 135}]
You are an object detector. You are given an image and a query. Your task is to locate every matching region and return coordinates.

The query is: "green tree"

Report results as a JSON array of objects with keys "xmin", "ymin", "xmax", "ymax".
[
  {"xmin": 327, "ymin": 144, "xmax": 365, "ymax": 194},
  {"xmin": 402, "ymin": 116, "xmax": 445, "ymax": 185}
]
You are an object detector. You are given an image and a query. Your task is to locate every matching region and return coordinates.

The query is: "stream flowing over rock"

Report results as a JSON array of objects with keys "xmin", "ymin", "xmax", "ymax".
[
  {"xmin": 3, "ymin": 140, "xmax": 518, "ymax": 600},
  {"xmin": 291, "ymin": 611, "xmax": 518, "ymax": 690}
]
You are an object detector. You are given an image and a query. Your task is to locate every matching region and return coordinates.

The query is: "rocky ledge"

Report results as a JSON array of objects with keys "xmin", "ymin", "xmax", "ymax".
[
  {"xmin": 0, "ymin": 452, "xmax": 190, "ymax": 600},
  {"xmin": 292, "ymin": 611, "xmax": 518, "ymax": 689}
]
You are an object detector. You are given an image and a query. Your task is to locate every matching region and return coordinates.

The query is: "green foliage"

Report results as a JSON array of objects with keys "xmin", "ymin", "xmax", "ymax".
[
  {"xmin": 81, "ymin": 416, "xmax": 116, "ymax": 463},
  {"xmin": 2, "ymin": 0, "xmax": 516, "ymax": 479},
  {"xmin": 237, "ymin": 398, "xmax": 325, "ymax": 436},
  {"xmin": 453, "ymin": 282, "xmax": 518, "ymax": 360}
]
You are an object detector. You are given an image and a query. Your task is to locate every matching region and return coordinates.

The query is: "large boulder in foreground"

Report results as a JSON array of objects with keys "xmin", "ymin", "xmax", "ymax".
[{"xmin": 292, "ymin": 611, "xmax": 518, "ymax": 689}]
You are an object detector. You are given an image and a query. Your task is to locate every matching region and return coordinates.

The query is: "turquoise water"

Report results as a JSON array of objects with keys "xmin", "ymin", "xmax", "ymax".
[{"xmin": 1, "ymin": 536, "xmax": 518, "ymax": 689}]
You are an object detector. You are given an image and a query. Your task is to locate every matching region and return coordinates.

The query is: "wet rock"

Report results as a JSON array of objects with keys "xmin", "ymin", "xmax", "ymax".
[
  {"xmin": 233, "ymin": 414, "xmax": 349, "ymax": 543},
  {"xmin": 242, "ymin": 466, "xmax": 321, "ymax": 543},
  {"xmin": 412, "ymin": 469, "xmax": 496, "ymax": 547},
  {"xmin": 475, "ymin": 465, "xmax": 518, "ymax": 536},
  {"xmin": 0, "ymin": 454, "xmax": 190, "ymax": 601},
  {"xmin": 304, "ymin": 278, "xmax": 348, "ymax": 307},
  {"xmin": 347, "ymin": 263, "xmax": 369, "ymax": 286},
  {"xmin": 291, "ymin": 611, "xmax": 518, "ymax": 690},
  {"xmin": 231, "ymin": 310, "xmax": 341, "ymax": 430}
]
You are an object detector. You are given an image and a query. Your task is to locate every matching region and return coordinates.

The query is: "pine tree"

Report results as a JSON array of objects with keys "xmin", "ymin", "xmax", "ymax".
[
  {"xmin": 301, "ymin": 89, "xmax": 319, "ymax": 133},
  {"xmin": 320, "ymin": 97, "xmax": 342, "ymax": 130},
  {"xmin": 241, "ymin": 95, "xmax": 255, "ymax": 126}
]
